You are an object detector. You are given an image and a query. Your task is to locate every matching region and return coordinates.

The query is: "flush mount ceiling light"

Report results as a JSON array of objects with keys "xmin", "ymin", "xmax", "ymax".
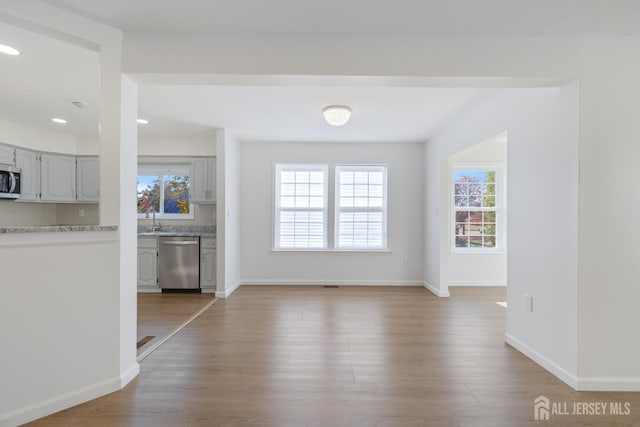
[
  {"xmin": 0, "ymin": 44, "xmax": 20, "ymax": 56},
  {"xmin": 137, "ymin": 118, "xmax": 149, "ymax": 124},
  {"xmin": 51, "ymin": 118, "xmax": 67, "ymax": 124},
  {"xmin": 323, "ymin": 105, "xmax": 352, "ymax": 126}
]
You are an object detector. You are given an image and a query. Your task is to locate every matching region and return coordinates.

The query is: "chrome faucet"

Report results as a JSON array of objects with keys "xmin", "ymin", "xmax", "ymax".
[{"xmin": 147, "ymin": 207, "xmax": 161, "ymax": 231}]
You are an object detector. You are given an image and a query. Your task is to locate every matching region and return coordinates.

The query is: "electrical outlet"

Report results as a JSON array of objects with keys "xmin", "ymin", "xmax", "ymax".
[
  {"xmin": 524, "ymin": 294, "xmax": 533, "ymax": 312},
  {"xmin": 403, "ymin": 256, "xmax": 409, "ymax": 264},
  {"xmin": 78, "ymin": 208, "xmax": 85, "ymax": 217}
]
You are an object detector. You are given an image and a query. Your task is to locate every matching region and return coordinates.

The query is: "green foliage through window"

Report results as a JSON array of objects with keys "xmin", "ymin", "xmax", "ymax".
[{"xmin": 137, "ymin": 173, "xmax": 191, "ymax": 216}]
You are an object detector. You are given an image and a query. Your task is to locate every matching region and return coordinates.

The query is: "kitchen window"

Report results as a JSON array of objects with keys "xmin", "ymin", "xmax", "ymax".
[
  {"xmin": 274, "ymin": 164, "xmax": 328, "ymax": 250},
  {"xmin": 452, "ymin": 166, "xmax": 503, "ymax": 251},
  {"xmin": 335, "ymin": 165, "xmax": 388, "ymax": 250},
  {"xmin": 137, "ymin": 165, "xmax": 194, "ymax": 219}
]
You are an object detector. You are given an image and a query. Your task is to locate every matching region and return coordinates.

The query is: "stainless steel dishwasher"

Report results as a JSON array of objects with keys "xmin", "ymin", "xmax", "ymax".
[{"xmin": 158, "ymin": 236, "xmax": 200, "ymax": 289}]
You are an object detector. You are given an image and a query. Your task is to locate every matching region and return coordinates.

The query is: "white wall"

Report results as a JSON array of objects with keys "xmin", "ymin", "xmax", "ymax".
[
  {"xmin": 138, "ymin": 135, "xmax": 216, "ymax": 156},
  {"xmin": 577, "ymin": 38, "xmax": 640, "ymax": 387},
  {"xmin": 0, "ymin": 117, "xmax": 78, "ymax": 154},
  {"xmin": 0, "ymin": 3, "xmax": 139, "ymax": 425},
  {"xmin": 426, "ymin": 84, "xmax": 580, "ymax": 385},
  {"xmin": 214, "ymin": 128, "xmax": 241, "ymax": 297},
  {"xmin": 0, "ymin": 231, "xmax": 120, "ymax": 426},
  {"xmin": 448, "ymin": 139, "xmax": 507, "ymax": 286},
  {"xmin": 239, "ymin": 141, "xmax": 424, "ymax": 285},
  {"xmin": 223, "ymin": 131, "xmax": 241, "ymax": 294}
]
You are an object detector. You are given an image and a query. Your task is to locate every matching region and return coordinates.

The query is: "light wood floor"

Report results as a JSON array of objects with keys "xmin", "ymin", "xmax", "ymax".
[
  {"xmin": 137, "ymin": 292, "xmax": 215, "ymax": 355},
  {"xmin": 29, "ymin": 286, "xmax": 640, "ymax": 426}
]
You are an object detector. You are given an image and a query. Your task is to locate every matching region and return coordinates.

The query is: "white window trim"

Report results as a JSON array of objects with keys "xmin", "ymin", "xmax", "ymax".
[
  {"xmin": 137, "ymin": 164, "xmax": 195, "ymax": 220},
  {"xmin": 273, "ymin": 163, "xmax": 329, "ymax": 250},
  {"xmin": 450, "ymin": 162, "xmax": 506, "ymax": 254},
  {"xmin": 334, "ymin": 164, "xmax": 388, "ymax": 251}
]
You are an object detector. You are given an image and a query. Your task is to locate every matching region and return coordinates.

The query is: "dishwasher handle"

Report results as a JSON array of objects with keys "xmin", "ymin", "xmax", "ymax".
[{"xmin": 161, "ymin": 240, "xmax": 199, "ymax": 246}]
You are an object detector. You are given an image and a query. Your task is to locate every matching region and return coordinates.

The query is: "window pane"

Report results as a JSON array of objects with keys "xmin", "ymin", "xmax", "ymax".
[
  {"xmin": 483, "ymin": 183, "xmax": 496, "ymax": 196},
  {"xmin": 335, "ymin": 166, "xmax": 387, "ymax": 249},
  {"xmin": 454, "ymin": 183, "xmax": 467, "ymax": 195},
  {"xmin": 468, "ymin": 196, "xmax": 482, "ymax": 207},
  {"xmin": 281, "ymin": 183, "xmax": 295, "ymax": 196},
  {"xmin": 340, "ymin": 172, "xmax": 354, "ymax": 184},
  {"xmin": 369, "ymin": 185, "xmax": 383, "ymax": 197},
  {"xmin": 483, "ymin": 196, "xmax": 495, "ymax": 207},
  {"xmin": 281, "ymin": 171, "xmax": 295, "ymax": 183},
  {"xmin": 455, "ymin": 236, "xmax": 469, "ymax": 248},
  {"xmin": 163, "ymin": 175, "xmax": 190, "ymax": 214},
  {"xmin": 309, "ymin": 171, "xmax": 324, "ymax": 183},
  {"xmin": 455, "ymin": 211, "xmax": 469, "ymax": 223},
  {"xmin": 296, "ymin": 171, "xmax": 309, "ymax": 183},
  {"xmin": 276, "ymin": 165, "xmax": 327, "ymax": 249},
  {"xmin": 455, "ymin": 196, "xmax": 468, "ymax": 207},
  {"xmin": 484, "ymin": 224, "xmax": 496, "ymax": 235},
  {"xmin": 453, "ymin": 168, "xmax": 500, "ymax": 251},
  {"xmin": 469, "ymin": 236, "xmax": 483, "ymax": 247},
  {"xmin": 484, "ymin": 211, "xmax": 496, "ymax": 222},
  {"xmin": 137, "ymin": 175, "xmax": 160, "ymax": 214},
  {"xmin": 469, "ymin": 211, "xmax": 483, "ymax": 224},
  {"xmin": 369, "ymin": 172, "xmax": 383, "ymax": 185}
]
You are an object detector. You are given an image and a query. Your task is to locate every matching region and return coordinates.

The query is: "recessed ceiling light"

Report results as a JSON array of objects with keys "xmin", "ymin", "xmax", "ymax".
[
  {"xmin": 52, "ymin": 118, "xmax": 67, "ymax": 124},
  {"xmin": 323, "ymin": 105, "xmax": 352, "ymax": 126},
  {"xmin": 0, "ymin": 44, "xmax": 20, "ymax": 56},
  {"xmin": 137, "ymin": 118, "xmax": 149, "ymax": 124}
]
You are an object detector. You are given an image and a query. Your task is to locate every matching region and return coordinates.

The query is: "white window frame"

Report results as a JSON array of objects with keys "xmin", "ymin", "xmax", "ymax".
[
  {"xmin": 335, "ymin": 165, "xmax": 388, "ymax": 250},
  {"xmin": 137, "ymin": 164, "xmax": 195, "ymax": 220},
  {"xmin": 451, "ymin": 163, "xmax": 505, "ymax": 253},
  {"xmin": 274, "ymin": 163, "xmax": 329, "ymax": 250}
]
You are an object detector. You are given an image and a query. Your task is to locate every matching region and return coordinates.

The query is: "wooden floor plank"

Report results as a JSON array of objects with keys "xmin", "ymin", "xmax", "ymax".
[{"xmin": 27, "ymin": 286, "xmax": 640, "ymax": 426}]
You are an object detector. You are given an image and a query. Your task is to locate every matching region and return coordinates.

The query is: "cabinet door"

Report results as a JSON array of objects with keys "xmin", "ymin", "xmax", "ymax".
[
  {"xmin": 0, "ymin": 144, "xmax": 15, "ymax": 166},
  {"xmin": 137, "ymin": 248, "xmax": 158, "ymax": 288},
  {"xmin": 190, "ymin": 157, "xmax": 208, "ymax": 202},
  {"xmin": 207, "ymin": 157, "xmax": 216, "ymax": 203},
  {"xmin": 77, "ymin": 156, "xmax": 100, "ymax": 202},
  {"xmin": 15, "ymin": 149, "xmax": 40, "ymax": 202},
  {"xmin": 200, "ymin": 247, "xmax": 216, "ymax": 289},
  {"xmin": 40, "ymin": 154, "xmax": 76, "ymax": 202}
]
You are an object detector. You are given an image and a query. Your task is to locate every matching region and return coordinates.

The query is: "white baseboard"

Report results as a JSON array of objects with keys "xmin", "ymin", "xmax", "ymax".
[
  {"xmin": 576, "ymin": 377, "xmax": 640, "ymax": 392},
  {"xmin": 240, "ymin": 280, "xmax": 424, "ymax": 286},
  {"xmin": 505, "ymin": 332, "xmax": 578, "ymax": 390},
  {"xmin": 0, "ymin": 376, "xmax": 121, "ymax": 427},
  {"xmin": 448, "ymin": 281, "xmax": 507, "ymax": 286},
  {"xmin": 423, "ymin": 281, "xmax": 450, "ymax": 297},
  {"xmin": 137, "ymin": 288, "xmax": 161, "ymax": 293},
  {"xmin": 215, "ymin": 280, "xmax": 241, "ymax": 298},
  {"xmin": 119, "ymin": 363, "xmax": 140, "ymax": 388}
]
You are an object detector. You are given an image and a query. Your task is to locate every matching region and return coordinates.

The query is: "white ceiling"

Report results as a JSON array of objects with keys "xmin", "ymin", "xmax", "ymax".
[
  {"xmin": 137, "ymin": 84, "xmax": 493, "ymax": 142},
  {"xmin": 9, "ymin": 1, "xmax": 639, "ymax": 145},
  {"xmin": 44, "ymin": 0, "xmax": 640, "ymax": 36},
  {"xmin": 0, "ymin": 22, "xmax": 100, "ymax": 139}
]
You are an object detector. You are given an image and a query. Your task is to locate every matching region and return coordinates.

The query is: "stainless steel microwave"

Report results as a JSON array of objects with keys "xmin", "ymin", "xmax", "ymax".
[{"xmin": 0, "ymin": 165, "xmax": 21, "ymax": 199}]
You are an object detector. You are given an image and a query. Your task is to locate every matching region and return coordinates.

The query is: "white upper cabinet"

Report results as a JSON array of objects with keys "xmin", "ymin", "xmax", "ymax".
[
  {"xmin": 15, "ymin": 148, "xmax": 40, "ymax": 202},
  {"xmin": 190, "ymin": 157, "xmax": 216, "ymax": 204},
  {"xmin": 40, "ymin": 153, "xmax": 76, "ymax": 202},
  {"xmin": 0, "ymin": 144, "xmax": 15, "ymax": 166},
  {"xmin": 76, "ymin": 156, "xmax": 100, "ymax": 202}
]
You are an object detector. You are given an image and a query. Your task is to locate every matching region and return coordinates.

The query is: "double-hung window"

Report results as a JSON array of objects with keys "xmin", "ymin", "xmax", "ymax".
[
  {"xmin": 274, "ymin": 164, "xmax": 328, "ymax": 250},
  {"xmin": 137, "ymin": 164, "xmax": 193, "ymax": 219},
  {"xmin": 452, "ymin": 166, "xmax": 502, "ymax": 250},
  {"xmin": 335, "ymin": 165, "xmax": 387, "ymax": 250}
]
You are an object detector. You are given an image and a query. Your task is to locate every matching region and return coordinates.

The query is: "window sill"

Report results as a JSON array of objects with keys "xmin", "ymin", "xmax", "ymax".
[
  {"xmin": 272, "ymin": 249, "xmax": 392, "ymax": 254},
  {"xmin": 451, "ymin": 250, "xmax": 506, "ymax": 255}
]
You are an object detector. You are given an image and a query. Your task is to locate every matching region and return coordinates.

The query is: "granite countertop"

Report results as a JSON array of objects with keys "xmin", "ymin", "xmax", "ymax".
[
  {"xmin": 0, "ymin": 225, "xmax": 118, "ymax": 234},
  {"xmin": 137, "ymin": 225, "xmax": 215, "ymax": 239}
]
